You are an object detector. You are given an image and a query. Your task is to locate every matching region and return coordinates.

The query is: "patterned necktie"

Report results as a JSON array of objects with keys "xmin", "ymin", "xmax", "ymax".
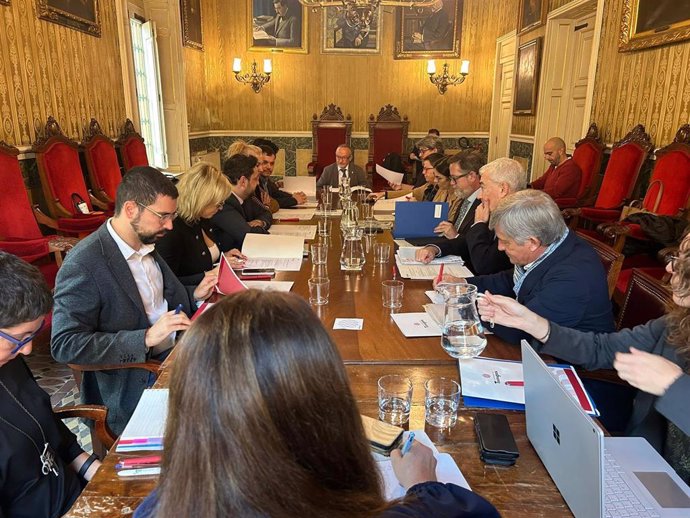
[{"xmin": 454, "ymin": 198, "xmax": 473, "ymax": 231}]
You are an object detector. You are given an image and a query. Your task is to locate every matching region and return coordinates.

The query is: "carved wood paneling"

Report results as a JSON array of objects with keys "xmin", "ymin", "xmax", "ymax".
[
  {"xmin": 0, "ymin": 0, "xmax": 125, "ymax": 146},
  {"xmin": 184, "ymin": 0, "xmax": 520, "ymax": 134}
]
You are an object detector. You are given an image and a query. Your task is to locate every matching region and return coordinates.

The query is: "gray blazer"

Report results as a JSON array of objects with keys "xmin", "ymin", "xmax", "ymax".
[
  {"xmin": 51, "ymin": 224, "xmax": 195, "ymax": 435},
  {"xmin": 537, "ymin": 317, "xmax": 690, "ymax": 453},
  {"xmin": 316, "ymin": 163, "xmax": 369, "ymax": 188}
]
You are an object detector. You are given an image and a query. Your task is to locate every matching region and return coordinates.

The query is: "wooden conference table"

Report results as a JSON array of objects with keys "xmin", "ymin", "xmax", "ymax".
[{"xmin": 66, "ymin": 220, "xmax": 572, "ymax": 517}]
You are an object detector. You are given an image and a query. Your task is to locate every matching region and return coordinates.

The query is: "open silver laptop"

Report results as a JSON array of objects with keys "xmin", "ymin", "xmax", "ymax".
[{"xmin": 521, "ymin": 340, "xmax": 690, "ymax": 518}]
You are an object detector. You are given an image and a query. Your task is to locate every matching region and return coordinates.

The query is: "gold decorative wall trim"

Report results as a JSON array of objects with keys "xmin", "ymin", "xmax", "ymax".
[
  {"xmin": 189, "ymin": 130, "xmax": 492, "ymax": 140},
  {"xmin": 36, "ymin": 0, "xmax": 102, "ymax": 37},
  {"xmin": 619, "ymin": 0, "xmax": 690, "ymax": 52},
  {"xmin": 509, "ymin": 133, "xmax": 536, "ymax": 143}
]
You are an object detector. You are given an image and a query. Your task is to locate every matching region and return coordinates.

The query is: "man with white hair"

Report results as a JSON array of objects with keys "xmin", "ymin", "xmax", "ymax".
[
  {"xmin": 439, "ymin": 189, "xmax": 615, "ymax": 345},
  {"xmin": 416, "ymin": 157, "xmax": 526, "ymax": 274}
]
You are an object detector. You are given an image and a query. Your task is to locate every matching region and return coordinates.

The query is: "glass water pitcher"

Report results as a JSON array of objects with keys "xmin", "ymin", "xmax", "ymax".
[
  {"xmin": 340, "ymin": 227, "xmax": 366, "ymax": 271},
  {"xmin": 442, "ymin": 283, "xmax": 487, "ymax": 359}
]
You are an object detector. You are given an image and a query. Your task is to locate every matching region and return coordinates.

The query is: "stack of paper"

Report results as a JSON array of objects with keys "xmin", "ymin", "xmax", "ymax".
[
  {"xmin": 375, "ymin": 164, "xmax": 404, "ymax": 186},
  {"xmin": 374, "ymin": 430, "xmax": 470, "ymax": 500},
  {"xmin": 273, "ymin": 208, "xmax": 316, "ymax": 221},
  {"xmin": 459, "ymin": 357, "xmax": 599, "ymax": 416},
  {"xmin": 241, "ymin": 234, "xmax": 304, "ymax": 271},
  {"xmin": 395, "ymin": 247, "xmax": 464, "ymax": 265},
  {"xmin": 116, "ymin": 389, "xmax": 168, "ymax": 452},
  {"xmin": 269, "ymin": 225, "xmax": 317, "ymax": 240},
  {"xmin": 395, "ymin": 258, "xmax": 473, "ymax": 280}
]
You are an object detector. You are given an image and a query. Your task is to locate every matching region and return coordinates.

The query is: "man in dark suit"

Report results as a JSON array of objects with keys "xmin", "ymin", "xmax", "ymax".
[
  {"xmin": 416, "ymin": 157, "xmax": 526, "ymax": 275},
  {"xmin": 316, "ymin": 144, "xmax": 369, "ymax": 188},
  {"xmin": 438, "ymin": 189, "xmax": 615, "ymax": 345},
  {"xmin": 51, "ymin": 167, "xmax": 217, "ymax": 435},
  {"xmin": 212, "ymin": 154, "xmax": 273, "ymax": 251},
  {"xmin": 255, "ymin": 0, "xmax": 300, "ymax": 47},
  {"xmin": 253, "ymin": 138, "xmax": 307, "ymax": 211}
]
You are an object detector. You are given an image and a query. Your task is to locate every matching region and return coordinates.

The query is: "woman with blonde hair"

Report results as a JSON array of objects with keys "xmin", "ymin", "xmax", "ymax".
[
  {"xmin": 157, "ymin": 161, "xmax": 245, "ymax": 286},
  {"xmin": 133, "ymin": 291, "xmax": 499, "ymax": 518}
]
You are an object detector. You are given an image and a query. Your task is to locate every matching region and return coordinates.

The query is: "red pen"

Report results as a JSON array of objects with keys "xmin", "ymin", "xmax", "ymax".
[
  {"xmin": 504, "ymin": 381, "xmax": 524, "ymax": 387},
  {"xmin": 239, "ymin": 275, "xmax": 274, "ymax": 281},
  {"xmin": 436, "ymin": 263, "xmax": 445, "ymax": 285},
  {"xmin": 277, "ymin": 218, "xmax": 299, "ymax": 222},
  {"xmin": 115, "ymin": 455, "xmax": 162, "ymax": 469}
]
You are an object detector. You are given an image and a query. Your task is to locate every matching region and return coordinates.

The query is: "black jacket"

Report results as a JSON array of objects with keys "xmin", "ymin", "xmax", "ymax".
[
  {"xmin": 211, "ymin": 194, "xmax": 272, "ymax": 251},
  {"xmin": 156, "ymin": 218, "xmax": 216, "ymax": 286}
]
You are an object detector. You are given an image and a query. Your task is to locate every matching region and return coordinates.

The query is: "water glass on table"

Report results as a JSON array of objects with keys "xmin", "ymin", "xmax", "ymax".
[
  {"xmin": 374, "ymin": 242, "xmax": 391, "ymax": 264},
  {"xmin": 378, "ymin": 374, "xmax": 413, "ymax": 426},
  {"xmin": 317, "ymin": 218, "xmax": 332, "ymax": 237},
  {"xmin": 382, "ymin": 280, "xmax": 404, "ymax": 309},
  {"xmin": 320, "ymin": 188, "xmax": 332, "ymax": 210},
  {"xmin": 308, "ymin": 277, "xmax": 330, "ymax": 305},
  {"xmin": 310, "ymin": 242, "xmax": 328, "ymax": 265},
  {"xmin": 424, "ymin": 377, "xmax": 460, "ymax": 429}
]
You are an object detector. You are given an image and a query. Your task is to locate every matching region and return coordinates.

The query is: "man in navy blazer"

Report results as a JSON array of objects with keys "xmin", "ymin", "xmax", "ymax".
[
  {"xmin": 436, "ymin": 189, "xmax": 615, "ymax": 345},
  {"xmin": 52, "ymin": 167, "xmax": 217, "ymax": 435}
]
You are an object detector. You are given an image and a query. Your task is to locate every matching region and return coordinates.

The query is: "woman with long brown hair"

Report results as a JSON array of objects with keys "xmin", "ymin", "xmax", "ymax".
[
  {"xmin": 477, "ymin": 235, "xmax": 690, "ymax": 484},
  {"xmin": 134, "ymin": 291, "xmax": 498, "ymax": 517}
]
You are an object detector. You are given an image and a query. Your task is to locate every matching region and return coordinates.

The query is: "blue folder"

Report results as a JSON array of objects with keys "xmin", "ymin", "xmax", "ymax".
[{"xmin": 392, "ymin": 201, "xmax": 449, "ymax": 239}]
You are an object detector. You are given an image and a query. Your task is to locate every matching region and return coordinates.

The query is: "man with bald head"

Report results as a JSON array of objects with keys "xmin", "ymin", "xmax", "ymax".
[{"xmin": 530, "ymin": 137, "xmax": 582, "ymax": 201}]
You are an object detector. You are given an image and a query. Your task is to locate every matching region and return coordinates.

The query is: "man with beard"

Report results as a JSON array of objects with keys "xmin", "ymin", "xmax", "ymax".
[{"xmin": 52, "ymin": 167, "xmax": 217, "ymax": 435}]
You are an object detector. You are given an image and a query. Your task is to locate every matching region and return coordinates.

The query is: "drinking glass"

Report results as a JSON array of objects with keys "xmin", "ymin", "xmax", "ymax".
[
  {"xmin": 374, "ymin": 242, "xmax": 391, "ymax": 264},
  {"xmin": 310, "ymin": 242, "xmax": 328, "ymax": 265},
  {"xmin": 424, "ymin": 377, "xmax": 460, "ymax": 428},
  {"xmin": 308, "ymin": 277, "xmax": 330, "ymax": 305},
  {"xmin": 317, "ymin": 218, "xmax": 332, "ymax": 237},
  {"xmin": 378, "ymin": 375, "xmax": 412, "ymax": 426},
  {"xmin": 320, "ymin": 188, "xmax": 332, "ymax": 210},
  {"xmin": 442, "ymin": 284, "xmax": 487, "ymax": 359},
  {"xmin": 382, "ymin": 280, "xmax": 404, "ymax": 309}
]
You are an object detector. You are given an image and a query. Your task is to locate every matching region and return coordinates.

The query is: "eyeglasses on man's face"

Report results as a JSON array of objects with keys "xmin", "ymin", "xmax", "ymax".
[
  {"xmin": 667, "ymin": 254, "xmax": 679, "ymax": 271},
  {"xmin": 136, "ymin": 202, "xmax": 178, "ymax": 222},
  {"xmin": 0, "ymin": 319, "xmax": 45, "ymax": 355},
  {"xmin": 449, "ymin": 171, "xmax": 471, "ymax": 184}
]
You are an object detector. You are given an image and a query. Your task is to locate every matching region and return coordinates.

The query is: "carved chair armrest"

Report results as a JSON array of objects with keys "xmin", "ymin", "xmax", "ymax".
[
  {"xmin": 597, "ymin": 222, "xmax": 630, "ymax": 252},
  {"xmin": 32, "ymin": 205, "xmax": 59, "ymax": 231},
  {"xmin": 89, "ymin": 192, "xmax": 109, "ymax": 211},
  {"xmin": 53, "ymin": 200, "xmax": 73, "ymax": 219},
  {"xmin": 53, "ymin": 404, "xmax": 116, "ymax": 451},
  {"xmin": 562, "ymin": 207, "xmax": 582, "ymax": 219},
  {"xmin": 68, "ymin": 360, "xmax": 162, "ymax": 376}
]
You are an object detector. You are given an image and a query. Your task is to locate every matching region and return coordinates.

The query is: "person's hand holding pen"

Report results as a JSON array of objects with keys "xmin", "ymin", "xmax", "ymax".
[
  {"xmin": 224, "ymin": 249, "xmax": 247, "ymax": 269},
  {"xmin": 145, "ymin": 305, "xmax": 191, "ymax": 349},
  {"xmin": 390, "ymin": 435, "xmax": 437, "ymax": 490}
]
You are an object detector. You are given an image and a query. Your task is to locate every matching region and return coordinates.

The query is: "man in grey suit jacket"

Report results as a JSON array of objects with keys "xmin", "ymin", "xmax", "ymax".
[
  {"xmin": 52, "ymin": 167, "xmax": 216, "ymax": 435},
  {"xmin": 316, "ymin": 144, "xmax": 369, "ymax": 188}
]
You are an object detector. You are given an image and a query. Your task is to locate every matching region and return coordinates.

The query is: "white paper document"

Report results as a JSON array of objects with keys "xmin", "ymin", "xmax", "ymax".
[
  {"xmin": 243, "ymin": 280, "xmax": 294, "ymax": 292},
  {"xmin": 395, "ymin": 247, "xmax": 464, "ymax": 265},
  {"xmin": 282, "ymin": 176, "xmax": 316, "ymax": 199},
  {"xmin": 269, "ymin": 225, "xmax": 317, "ymax": 240},
  {"xmin": 242, "ymin": 234, "xmax": 305, "ymax": 271},
  {"xmin": 395, "ymin": 259, "xmax": 473, "ymax": 280},
  {"xmin": 375, "ymin": 164, "xmax": 404, "ymax": 186},
  {"xmin": 425, "ymin": 290, "xmax": 445, "ymax": 304},
  {"xmin": 390, "ymin": 312, "xmax": 443, "ymax": 337},
  {"xmin": 373, "ymin": 197, "xmax": 410, "ymax": 214},
  {"xmin": 116, "ymin": 389, "xmax": 168, "ymax": 452},
  {"xmin": 374, "ymin": 430, "xmax": 470, "ymax": 500},
  {"xmin": 314, "ymin": 208, "xmax": 343, "ymax": 217},
  {"xmin": 333, "ymin": 318, "xmax": 364, "ymax": 330},
  {"xmin": 273, "ymin": 208, "xmax": 316, "ymax": 221},
  {"xmin": 423, "ymin": 303, "xmax": 445, "ymax": 327},
  {"xmin": 394, "ymin": 239, "xmax": 415, "ymax": 248}
]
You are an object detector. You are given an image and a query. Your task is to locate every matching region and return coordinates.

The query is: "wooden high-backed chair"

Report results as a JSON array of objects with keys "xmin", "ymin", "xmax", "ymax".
[
  {"xmin": 82, "ymin": 118, "xmax": 122, "ymax": 210},
  {"xmin": 366, "ymin": 105, "xmax": 409, "ymax": 191},
  {"xmin": 32, "ymin": 117, "xmax": 107, "ymax": 237},
  {"xmin": 116, "ymin": 118, "xmax": 149, "ymax": 172},
  {"xmin": 616, "ymin": 269, "xmax": 672, "ymax": 330},
  {"xmin": 563, "ymin": 124, "xmax": 653, "ymax": 230},
  {"xmin": 307, "ymin": 104, "xmax": 352, "ymax": 180},
  {"xmin": 556, "ymin": 123, "xmax": 604, "ymax": 209}
]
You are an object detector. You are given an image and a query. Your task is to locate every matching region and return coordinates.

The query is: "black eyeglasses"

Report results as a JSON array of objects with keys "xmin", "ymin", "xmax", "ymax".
[
  {"xmin": 136, "ymin": 202, "xmax": 178, "ymax": 222},
  {"xmin": 449, "ymin": 171, "xmax": 471, "ymax": 184},
  {"xmin": 0, "ymin": 319, "xmax": 46, "ymax": 355},
  {"xmin": 667, "ymin": 254, "xmax": 679, "ymax": 270}
]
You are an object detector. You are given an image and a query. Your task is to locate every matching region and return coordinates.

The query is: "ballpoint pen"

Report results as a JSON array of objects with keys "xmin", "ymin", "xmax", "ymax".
[
  {"xmin": 115, "ymin": 455, "xmax": 162, "ymax": 470},
  {"xmin": 174, "ymin": 303, "xmax": 183, "ymax": 315},
  {"xmin": 436, "ymin": 263, "xmax": 444, "ymax": 285},
  {"xmin": 400, "ymin": 432, "xmax": 415, "ymax": 456}
]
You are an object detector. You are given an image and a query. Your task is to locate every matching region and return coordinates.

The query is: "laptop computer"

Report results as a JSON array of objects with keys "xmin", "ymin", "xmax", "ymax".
[{"xmin": 521, "ymin": 340, "xmax": 690, "ymax": 518}]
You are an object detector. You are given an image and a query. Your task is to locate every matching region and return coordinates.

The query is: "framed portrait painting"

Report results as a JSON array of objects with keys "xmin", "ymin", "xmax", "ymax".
[
  {"xmin": 181, "ymin": 0, "xmax": 203, "ymax": 50},
  {"xmin": 250, "ymin": 0, "xmax": 307, "ymax": 54},
  {"xmin": 518, "ymin": 0, "xmax": 546, "ymax": 35},
  {"xmin": 513, "ymin": 38, "xmax": 542, "ymax": 115},
  {"xmin": 619, "ymin": 0, "xmax": 690, "ymax": 52},
  {"xmin": 322, "ymin": 6, "xmax": 381, "ymax": 54},
  {"xmin": 395, "ymin": 0, "xmax": 463, "ymax": 60},
  {"xmin": 37, "ymin": 0, "xmax": 101, "ymax": 37}
]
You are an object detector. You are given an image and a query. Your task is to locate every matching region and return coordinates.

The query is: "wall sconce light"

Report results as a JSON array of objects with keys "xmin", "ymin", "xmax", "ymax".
[
  {"xmin": 232, "ymin": 58, "xmax": 272, "ymax": 93},
  {"xmin": 427, "ymin": 60, "xmax": 470, "ymax": 95}
]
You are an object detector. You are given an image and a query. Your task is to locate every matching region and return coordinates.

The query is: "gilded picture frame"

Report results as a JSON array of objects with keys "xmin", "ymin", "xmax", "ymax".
[
  {"xmin": 394, "ymin": 0, "xmax": 463, "ymax": 60},
  {"xmin": 36, "ymin": 0, "xmax": 101, "ymax": 37},
  {"xmin": 322, "ymin": 6, "xmax": 381, "ymax": 54},
  {"xmin": 513, "ymin": 38, "xmax": 542, "ymax": 115},
  {"xmin": 249, "ymin": 0, "xmax": 308, "ymax": 54},
  {"xmin": 619, "ymin": 0, "xmax": 690, "ymax": 52},
  {"xmin": 181, "ymin": 0, "xmax": 203, "ymax": 50},
  {"xmin": 0, "ymin": 1, "xmax": 10, "ymax": 7},
  {"xmin": 517, "ymin": 0, "xmax": 546, "ymax": 35}
]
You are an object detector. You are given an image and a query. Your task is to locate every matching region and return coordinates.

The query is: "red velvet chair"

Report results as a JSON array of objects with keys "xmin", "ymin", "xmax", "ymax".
[
  {"xmin": 616, "ymin": 269, "xmax": 672, "ymax": 330},
  {"xmin": 564, "ymin": 124, "xmax": 653, "ymax": 230},
  {"xmin": 612, "ymin": 247, "xmax": 675, "ymax": 307},
  {"xmin": 116, "ymin": 118, "xmax": 149, "ymax": 172},
  {"xmin": 32, "ymin": 117, "xmax": 107, "ymax": 237},
  {"xmin": 366, "ymin": 105, "xmax": 409, "ymax": 191},
  {"xmin": 601, "ymin": 124, "xmax": 690, "ymax": 252},
  {"xmin": 82, "ymin": 118, "xmax": 122, "ymax": 210},
  {"xmin": 0, "ymin": 140, "xmax": 77, "ymax": 287},
  {"xmin": 307, "ymin": 104, "xmax": 352, "ymax": 180},
  {"xmin": 555, "ymin": 123, "xmax": 604, "ymax": 209}
]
